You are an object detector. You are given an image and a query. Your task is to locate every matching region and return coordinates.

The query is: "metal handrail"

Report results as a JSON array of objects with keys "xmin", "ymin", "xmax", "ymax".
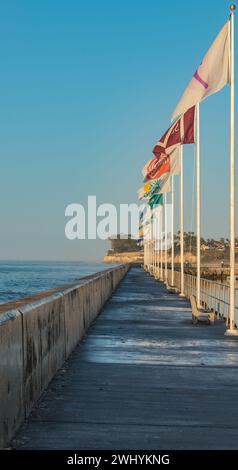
[{"xmin": 153, "ymin": 267, "xmax": 238, "ymax": 323}]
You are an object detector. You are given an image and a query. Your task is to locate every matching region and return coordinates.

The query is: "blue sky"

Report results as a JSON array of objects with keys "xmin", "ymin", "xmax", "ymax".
[{"xmin": 0, "ymin": 0, "xmax": 236, "ymax": 261}]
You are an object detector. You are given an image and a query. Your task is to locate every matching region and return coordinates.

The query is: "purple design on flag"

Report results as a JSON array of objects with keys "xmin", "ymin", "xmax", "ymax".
[{"xmin": 193, "ymin": 67, "xmax": 209, "ymax": 89}]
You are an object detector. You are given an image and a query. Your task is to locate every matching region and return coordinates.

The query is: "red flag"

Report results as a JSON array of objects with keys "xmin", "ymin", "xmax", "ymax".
[
  {"xmin": 143, "ymin": 153, "xmax": 170, "ymax": 182},
  {"xmin": 183, "ymin": 106, "xmax": 195, "ymax": 144},
  {"xmin": 153, "ymin": 106, "xmax": 195, "ymax": 158}
]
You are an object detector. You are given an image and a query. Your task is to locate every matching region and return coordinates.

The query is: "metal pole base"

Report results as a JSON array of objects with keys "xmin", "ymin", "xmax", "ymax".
[
  {"xmin": 166, "ymin": 286, "xmax": 177, "ymax": 295},
  {"xmin": 225, "ymin": 329, "xmax": 238, "ymax": 337}
]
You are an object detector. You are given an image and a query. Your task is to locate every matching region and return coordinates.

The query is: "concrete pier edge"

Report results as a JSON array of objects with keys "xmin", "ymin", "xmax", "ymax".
[{"xmin": 0, "ymin": 264, "xmax": 129, "ymax": 448}]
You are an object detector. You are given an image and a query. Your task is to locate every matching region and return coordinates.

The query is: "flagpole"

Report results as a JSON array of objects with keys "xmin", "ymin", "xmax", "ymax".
[
  {"xmin": 164, "ymin": 193, "xmax": 168, "ymax": 285},
  {"xmin": 158, "ymin": 206, "xmax": 161, "ymax": 280},
  {"xmin": 146, "ymin": 240, "xmax": 148, "ymax": 270},
  {"xmin": 227, "ymin": 5, "xmax": 237, "ymax": 335},
  {"xmin": 147, "ymin": 240, "xmax": 149, "ymax": 270},
  {"xmin": 153, "ymin": 217, "xmax": 155, "ymax": 275},
  {"xmin": 144, "ymin": 239, "xmax": 145, "ymax": 269},
  {"xmin": 152, "ymin": 218, "xmax": 154, "ymax": 274},
  {"xmin": 150, "ymin": 237, "xmax": 152, "ymax": 272},
  {"xmin": 156, "ymin": 207, "xmax": 160, "ymax": 278},
  {"xmin": 180, "ymin": 145, "xmax": 185, "ymax": 296},
  {"xmin": 155, "ymin": 209, "xmax": 157, "ymax": 275},
  {"xmin": 146, "ymin": 241, "xmax": 148, "ymax": 270},
  {"xmin": 148, "ymin": 230, "xmax": 149, "ymax": 271},
  {"xmin": 143, "ymin": 214, "xmax": 146, "ymax": 269},
  {"xmin": 161, "ymin": 206, "xmax": 164, "ymax": 280},
  {"xmin": 171, "ymin": 175, "xmax": 175, "ymax": 286},
  {"xmin": 146, "ymin": 241, "xmax": 147, "ymax": 270},
  {"xmin": 152, "ymin": 222, "xmax": 154, "ymax": 274},
  {"xmin": 158, "ymin": 207, "xmax": 161, "ymax": 278},
  {"xmin": 196, "ymin": 104, "xmax": 201, "ymax": 307},
  {"xmin": 154, "ymin": 213, "xmax": 156, "ymax": 275},
  {"xmin": 149, "ymin": 222, "xmax": 151, "ymax": 272},
  {"xmin": 156, "ymin": 209, "xmax": 158, "ymax": 278},
  {"xmin": 152, "ymin": 217, "xmax": 154, "ymax": 274},
  {"xmin": 148, "ymin": 239, "xmax": 150, "ymax": 271},
  {"xmin": 145, "ymin": 241, "xmax": 147, "ymax": 270},
  {"xmin": 154, "ymin": 211, "xmax": 156, "ymax": 276}
]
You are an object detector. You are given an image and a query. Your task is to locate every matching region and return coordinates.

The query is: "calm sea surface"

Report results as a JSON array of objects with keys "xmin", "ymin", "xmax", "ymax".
[{"xmin": 0, "ymin": 261, "xmax": 114, "ymax": 305}]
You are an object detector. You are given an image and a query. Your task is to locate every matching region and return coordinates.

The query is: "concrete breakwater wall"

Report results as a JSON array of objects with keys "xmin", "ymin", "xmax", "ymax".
[{"xmin": 0, "ymin": 264, "xmax": 129, "ymax": 448}]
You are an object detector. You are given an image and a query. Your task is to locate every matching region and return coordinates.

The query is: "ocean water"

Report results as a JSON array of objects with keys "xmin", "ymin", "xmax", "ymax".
[{"xmin": 0, "ymin": 260, "xmax": 114, "ymax": 305}]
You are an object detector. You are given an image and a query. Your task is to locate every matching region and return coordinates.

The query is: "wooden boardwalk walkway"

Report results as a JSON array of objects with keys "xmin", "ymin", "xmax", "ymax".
[{"xmin": 13, "ymin": 267, "xmax": 238, "ymax": 449}]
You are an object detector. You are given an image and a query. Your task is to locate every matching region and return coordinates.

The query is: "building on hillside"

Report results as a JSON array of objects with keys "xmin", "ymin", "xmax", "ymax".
[{"xmin": 108, "ymin": 234, "xmax": 142, "ymax": 254}]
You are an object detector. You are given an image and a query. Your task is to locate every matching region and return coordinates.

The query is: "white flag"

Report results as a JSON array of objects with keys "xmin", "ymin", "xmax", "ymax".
[
  {"xmin": 172, "ymin": 21, "xmax": 230, "ymax": 121},
  {"xmin": 170, "ymin": 146, "xmax": 180, "ymax": 176},
  {"xmin": 137, "ymin": 174, "xmax": 170, "ymax": 200}
]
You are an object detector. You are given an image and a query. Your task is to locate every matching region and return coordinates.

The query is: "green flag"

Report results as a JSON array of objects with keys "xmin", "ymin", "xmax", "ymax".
[{"xmin": 149, "ymin": 193, "xmax": 164, "ymax": 208}]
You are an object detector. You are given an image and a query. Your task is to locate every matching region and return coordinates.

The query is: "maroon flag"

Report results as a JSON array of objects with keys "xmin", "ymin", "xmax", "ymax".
[{"xmin": 153, "ymin": 106, "xmax": 195, "ymax": 158}]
